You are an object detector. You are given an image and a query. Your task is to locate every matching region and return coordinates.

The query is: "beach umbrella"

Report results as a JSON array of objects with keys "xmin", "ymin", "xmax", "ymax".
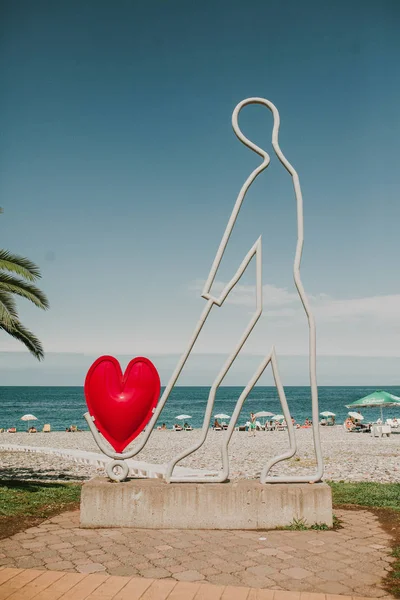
[
  {"xmin": 271, "ymin": 414, "xmax": 284, "ymax": 421},
  {"xmin": 254, "ymin": 411, "xmax": 275, "ymax": 418},
  {"xmin": 214, "ymin": 414, "xmax": 230, "ymax": 420},
  {"xmin": 346, "ymin": 391, "xmax": 400, "ymax": 421},
  {"xmin": 21, "ymin": 414, "xmax": 37, "ymax": 429},
  {"xmin": 175, "ymin": 415, "xmax": 192, "ymax": 420},
  {"xmin": 348, "ymin": 411, "xmax": 364, "ymax": 421},
  {"xmin": 320, "ymin": 411, "xmax": 336, "ymax": 417}
]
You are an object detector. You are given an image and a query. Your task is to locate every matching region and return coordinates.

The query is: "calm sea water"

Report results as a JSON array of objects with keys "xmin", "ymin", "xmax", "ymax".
[{"xmin": 1, "ymin": 386, "xmax": 400, "ymax": 432}]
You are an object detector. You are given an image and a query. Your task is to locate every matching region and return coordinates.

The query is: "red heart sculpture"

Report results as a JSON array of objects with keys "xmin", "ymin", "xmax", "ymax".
[{"xmin": 84, "ymin": 355, "xmax": 160, "ymax": 453}]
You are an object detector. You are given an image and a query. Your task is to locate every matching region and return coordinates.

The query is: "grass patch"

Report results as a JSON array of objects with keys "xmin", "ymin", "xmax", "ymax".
[
  {"xmin": 329, "ymin": 481, "xmax": 400, "ymax": 511},
  {"xmin": 387, "ymin": 546, "xmax": 400, "ymax": 598},
  {"xmin": 280, "ymin": 517, "xmax": 337, "ymax": 531},
  {"xmin": 0, "ymin": 480, "xmax": 81, "ymax": 518}
]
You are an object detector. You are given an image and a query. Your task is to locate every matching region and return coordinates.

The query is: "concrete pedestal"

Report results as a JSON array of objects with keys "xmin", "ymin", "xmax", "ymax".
[{"xmin": 80, "ymin": 478, "xmax": 333, "ymax": 529}]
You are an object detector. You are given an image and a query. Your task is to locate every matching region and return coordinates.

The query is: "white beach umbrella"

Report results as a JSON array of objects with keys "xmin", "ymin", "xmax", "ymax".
[
  {"xmin": 320, "ymin": 411, "xmax": 336, "ymax": 417},
  {"xmin": 214, "ymin": 414, "xmax": 230, "ymax": 420},
  {"xmin": 271, "ymin": 414, "xmax": 284, "ymax": 421},
  {"xmin": 254, "ymin": 411, "xmax": 275, "ymax": 418},
  {"xmin": 175, "ymin": 415, "xmax": 192, "ymax": 420},
  {"xmin": 21, "ymin": 414, "xmax": 37, "ymax": 429},
  {"xmin": 348, "ymin": 411, "xmax": 364, "ymax": 421}
]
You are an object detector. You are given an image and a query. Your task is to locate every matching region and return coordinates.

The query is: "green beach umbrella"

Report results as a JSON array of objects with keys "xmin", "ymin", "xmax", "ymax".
[{"xmin": 346, "ymin": 391, "xmax": 400, "ymax": 421}]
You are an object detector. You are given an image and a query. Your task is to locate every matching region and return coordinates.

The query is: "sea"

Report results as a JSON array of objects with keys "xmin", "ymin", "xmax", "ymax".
[{"xmin": 1, "ymin": 386, "xmax": 400, "ymax": 431}]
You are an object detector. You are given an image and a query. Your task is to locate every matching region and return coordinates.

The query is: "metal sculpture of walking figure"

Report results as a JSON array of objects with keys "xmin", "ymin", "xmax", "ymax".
[{"xmin": 84, "ymin": 97, "xmax": 324, "ymax": 484}]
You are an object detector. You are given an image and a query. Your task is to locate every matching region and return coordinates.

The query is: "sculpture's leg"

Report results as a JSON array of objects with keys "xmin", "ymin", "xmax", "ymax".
[
  {"xmin": 219, "ymin": 348, "xmax": 296, "ymax": 483},
  {"xmin": 260, "ymin": 350, "xmax": 323, "ymax": 484}
]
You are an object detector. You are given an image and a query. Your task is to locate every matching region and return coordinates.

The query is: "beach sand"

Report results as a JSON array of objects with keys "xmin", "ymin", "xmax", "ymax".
[{"xmin": 1, "ymin": 425, "xmax": 399, "ymax": 483}]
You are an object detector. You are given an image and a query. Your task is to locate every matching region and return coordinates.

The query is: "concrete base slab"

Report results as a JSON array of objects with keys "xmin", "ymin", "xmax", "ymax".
[{"xmin": 80, "ymin": 478, "xmax": 333, "ymax": 529}]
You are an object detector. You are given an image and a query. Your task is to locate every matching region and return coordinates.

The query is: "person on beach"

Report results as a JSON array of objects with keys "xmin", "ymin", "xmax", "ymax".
[
  {"xmin": 213, "ymin": 419, "xmax": 221, "ymax": 429},
  {"xmin": 249, "ymin": 412, "xmax": 256, "ymax": 437},
  {"xmin": 161, "ymin": 423, "xmax": 167, "ymax": 430}
]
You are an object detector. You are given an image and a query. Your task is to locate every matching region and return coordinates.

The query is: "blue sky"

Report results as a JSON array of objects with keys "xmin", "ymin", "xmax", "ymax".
[{"xmin": 1, "ymin": 0, "xmax": 400, "ymax": 385}]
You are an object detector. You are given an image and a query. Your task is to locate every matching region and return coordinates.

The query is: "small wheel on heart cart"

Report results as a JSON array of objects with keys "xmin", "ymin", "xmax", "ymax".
[{"xmin": 106, "ymin": 460, "xmax": 129, "ymax": 482}]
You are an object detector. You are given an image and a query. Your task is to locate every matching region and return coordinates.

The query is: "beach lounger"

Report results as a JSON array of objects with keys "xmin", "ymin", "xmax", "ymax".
[
  {"xmin": 371, "ymin": 424, "xmax": 391, "ymax": 437},
  {"xmin": 42, "ymin": 424, "xmax": 51, "ymax": 432}
]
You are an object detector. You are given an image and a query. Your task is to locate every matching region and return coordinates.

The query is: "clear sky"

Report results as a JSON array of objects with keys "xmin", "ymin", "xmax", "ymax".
[{"xmin": 1, "ymin": 0, "xmax": 400, "ymax": 385}]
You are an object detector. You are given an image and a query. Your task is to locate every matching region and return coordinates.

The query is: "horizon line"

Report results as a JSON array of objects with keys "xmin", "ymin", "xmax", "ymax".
[
  {"xmin": 1, "ymin": 384, "xmax": 399, "ymax": 388},
  {"xmin": 1, "ymin": 351, "xmax": 400, "ymax": 359}
]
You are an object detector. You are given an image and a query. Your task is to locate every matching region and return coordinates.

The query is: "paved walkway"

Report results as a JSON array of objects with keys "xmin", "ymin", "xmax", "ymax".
[
  {"xmin": 0, "ymin": 567, "xmax": 390, "ymax": 600},
  {"xmin": 0, "ymin": 509, "xmax": 395, "ymax": 598}
]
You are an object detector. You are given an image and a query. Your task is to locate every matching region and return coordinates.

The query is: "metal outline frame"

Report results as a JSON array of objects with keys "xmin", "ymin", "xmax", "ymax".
[{"xmin": 85, "ymin": 96, "xmax": 324, "ymax": 485}]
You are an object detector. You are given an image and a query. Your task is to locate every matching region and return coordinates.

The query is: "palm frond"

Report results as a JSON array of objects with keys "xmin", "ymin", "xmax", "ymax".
[
  {"xmin": 0, "ymin": 249, "xmax": 42, "ymax": 281},
  {"xmin": 0, "ymin": 320, "xmax": 44, "ymax": 361},
  {"xmin": 0, "ymin": 291, "xmax": 18, "ymax": 328},
  {"xmin": 0, "ymin": 273, "xmax": 49, "ymax": 309}
]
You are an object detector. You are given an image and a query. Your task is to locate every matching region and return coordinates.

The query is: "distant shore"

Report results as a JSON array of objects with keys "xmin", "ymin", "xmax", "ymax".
[{"xmin": 1, "ymin": 426, "xmax": 399, "ymax": 484}]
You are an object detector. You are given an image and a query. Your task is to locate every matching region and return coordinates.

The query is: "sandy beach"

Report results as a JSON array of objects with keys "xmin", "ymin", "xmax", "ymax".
[{"xmin": 1, "ymin": 425, "xmax": 399, "ymax": 483}]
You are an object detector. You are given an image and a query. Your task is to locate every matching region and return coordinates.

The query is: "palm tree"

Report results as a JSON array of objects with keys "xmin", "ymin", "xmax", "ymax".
[{"xmin": 0, "ymin": 211, "xmax": 49, "ymax": 360}]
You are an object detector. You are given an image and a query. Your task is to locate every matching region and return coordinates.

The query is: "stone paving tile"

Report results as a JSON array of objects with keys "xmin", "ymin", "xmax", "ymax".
[
  {"xmin": 174, "ymin": 570, "xmax": 205, "ymax": 582},
  {"xmin": 76, "ymin": 562, "xmax": 107, "ymax": 574},
  {"xmin": 281, "ymin": 568, "xmax": 313, "ymax": 581},
  {"xmin": 0, "ymin": 508, "xmax": 395, "ymax": 597},
  {"xmin": 316, "ymin": 580, "xmax": 353, "ymax": 595}
]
